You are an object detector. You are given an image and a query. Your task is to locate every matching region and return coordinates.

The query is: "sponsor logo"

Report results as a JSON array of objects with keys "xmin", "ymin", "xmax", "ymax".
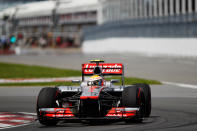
[{"xmin": 82, "ymin": 63, "xmax": 123, "ymax": 74}]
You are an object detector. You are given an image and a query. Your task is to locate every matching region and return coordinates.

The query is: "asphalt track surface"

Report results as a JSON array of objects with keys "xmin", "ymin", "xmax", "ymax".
[
  {"xmin": 0, "ymin": 50, "xmax": 197, "ymax": 130},
  {"xmin": 0, "ymin": 85, "xmax": 197, "ymax": 131}
]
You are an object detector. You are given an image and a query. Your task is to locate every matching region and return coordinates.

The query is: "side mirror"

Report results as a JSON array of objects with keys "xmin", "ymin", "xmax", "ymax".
[
  {"xmin": 72, "ymin": 80, "xmax": 81, "ymax": 83},
  {"xmin": 110, "ymin": 79, "xmax": 120, "ymax": 83}
]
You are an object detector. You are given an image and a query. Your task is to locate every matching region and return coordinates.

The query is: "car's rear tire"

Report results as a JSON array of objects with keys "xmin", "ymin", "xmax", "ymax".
[
  {"xmin": 134, "ymin": 83, "xmax": 151, "ymax": 117},
  {"xmin": 122, "ymin": 85, "xmax": 145, "ymax": 123},
  {"xmin": 37, "ymin": 87, "xmax": 59, "ymax": 126}
]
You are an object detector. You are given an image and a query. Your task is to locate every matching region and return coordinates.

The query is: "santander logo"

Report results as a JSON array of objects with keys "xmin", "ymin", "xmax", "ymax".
[{"xmin": 82, "ymin": 63, "xmax": 123, "ymax": 74}]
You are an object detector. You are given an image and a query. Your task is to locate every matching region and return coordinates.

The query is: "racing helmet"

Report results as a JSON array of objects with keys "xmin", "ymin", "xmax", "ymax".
[{"xmin": 88, "ymin": 75, "xmax": 103, "ymax": 86}]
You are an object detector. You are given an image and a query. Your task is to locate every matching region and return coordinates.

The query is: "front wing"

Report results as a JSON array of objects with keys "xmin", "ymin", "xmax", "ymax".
[{"xmin": 39, "ymin": 107, "xmax": 139, "ymax": 121}]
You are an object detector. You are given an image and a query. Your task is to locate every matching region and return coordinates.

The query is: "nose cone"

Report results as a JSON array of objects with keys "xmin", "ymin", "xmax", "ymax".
[{"xmin": 80, "ymin": 86, "xmax": 100, "ymax": 99}]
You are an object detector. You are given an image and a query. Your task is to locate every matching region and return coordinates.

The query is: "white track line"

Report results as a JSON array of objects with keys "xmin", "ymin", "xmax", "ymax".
[
  {"xmin": 0, "ymin": 123, "xmax": 31, "ymax": 130},
  {"xmin": 163, "ymin": 81, "xmax": 197, "ymax": 89},
  {"xmin": 0, "ymin": 77, "xmax": 81, "ymax": 83},
  {"xmin": 0, "ymin": 123, "xmax": 11, "ymax": 128},
  {"xmin": 7, "ymin": 120, "xmax": 31, "ymax": 123},
  {"xmin": 0, "ymin": 115, "xmax": 17, "ymax": 118},
  {"xmin": 17, "ymin": 112, "xmax": 36, "ymax": 116}
]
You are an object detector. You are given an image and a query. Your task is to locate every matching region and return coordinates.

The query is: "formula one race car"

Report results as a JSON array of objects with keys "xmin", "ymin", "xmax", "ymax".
[{"xmin": 36, "ymin": 60, "xmax": 151, "ymax": 125}]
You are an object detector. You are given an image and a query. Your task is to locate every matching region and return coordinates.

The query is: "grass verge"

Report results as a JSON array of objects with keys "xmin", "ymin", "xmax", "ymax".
[
  {"xmin": 0, "ymin": 62, "xmax": 81, "ymax": 78},
  {"xmin": 0, "ymin": 62, "xmax": 161, "ymax": 86}
]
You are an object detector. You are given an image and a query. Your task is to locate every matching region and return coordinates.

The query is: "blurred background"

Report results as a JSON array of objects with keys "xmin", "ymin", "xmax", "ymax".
[
  {"xmin": 0, "ymin": 0, "xmax": 197, "ymax": 84},
  {"xmin": 0, "ymin": 0, "xmax": 197, "ymax": 56}
]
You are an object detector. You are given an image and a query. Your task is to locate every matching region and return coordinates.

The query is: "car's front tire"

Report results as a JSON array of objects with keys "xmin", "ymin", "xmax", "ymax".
[
  {"xmin": 122, "ymin": 85, "xmax": 145, "ymax": 123},
  {"xmin": 134, "ymin": 83, "xmax": 151, "ymax": 117},
  {"xmin": 37, "ymin": 87, "xmax": 59, "ymax": 126}
]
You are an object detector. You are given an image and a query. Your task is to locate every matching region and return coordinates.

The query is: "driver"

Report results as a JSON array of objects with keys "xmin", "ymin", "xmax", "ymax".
[{"xmin": 87, "ymin": 75, "xmax": 103, "ymax": 86}]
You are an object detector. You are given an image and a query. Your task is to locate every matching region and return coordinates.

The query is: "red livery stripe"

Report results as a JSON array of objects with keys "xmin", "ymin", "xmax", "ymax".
[{"xmin": 80, "ymin": 96, "xmax": 99, "ymax": 99}]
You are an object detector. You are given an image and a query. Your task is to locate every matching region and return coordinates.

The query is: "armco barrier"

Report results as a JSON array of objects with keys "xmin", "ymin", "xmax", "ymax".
[
  {"xmin": 83, "ymin": 14, "xmax": 197, "ymax": 40},
  {"xmin": 82, "ymin": 14, "xmax": 197, "ymax": 57}
]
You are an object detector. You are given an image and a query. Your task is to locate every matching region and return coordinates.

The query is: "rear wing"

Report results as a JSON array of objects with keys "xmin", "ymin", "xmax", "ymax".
[{"xmin": 82, "ymin": 63, "xmax": 124, "ymax": 85}]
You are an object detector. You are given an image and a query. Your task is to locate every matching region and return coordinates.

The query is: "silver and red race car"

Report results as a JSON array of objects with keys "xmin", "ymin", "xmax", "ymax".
[{"xmin": 36, "ymin": 60, "xmax": 151, "ymax": 125}]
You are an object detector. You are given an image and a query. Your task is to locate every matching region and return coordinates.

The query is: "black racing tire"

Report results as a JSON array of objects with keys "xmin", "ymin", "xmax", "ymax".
[
  {"xmin": 134, "ymin": 83, "xmax": 151, "ymax": 117},
  {"xmin": 36, "ymin": 87, "xmax": 59, "ymax": 126},
  {"xmin": 122, "ymin": 85, "xmax": 145, "ymax": 123}
]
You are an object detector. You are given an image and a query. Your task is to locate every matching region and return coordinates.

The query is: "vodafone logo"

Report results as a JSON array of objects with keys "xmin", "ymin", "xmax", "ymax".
[{"xmin": 82, "ymin": 63, "xmax": 123, "ymax": 74}]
